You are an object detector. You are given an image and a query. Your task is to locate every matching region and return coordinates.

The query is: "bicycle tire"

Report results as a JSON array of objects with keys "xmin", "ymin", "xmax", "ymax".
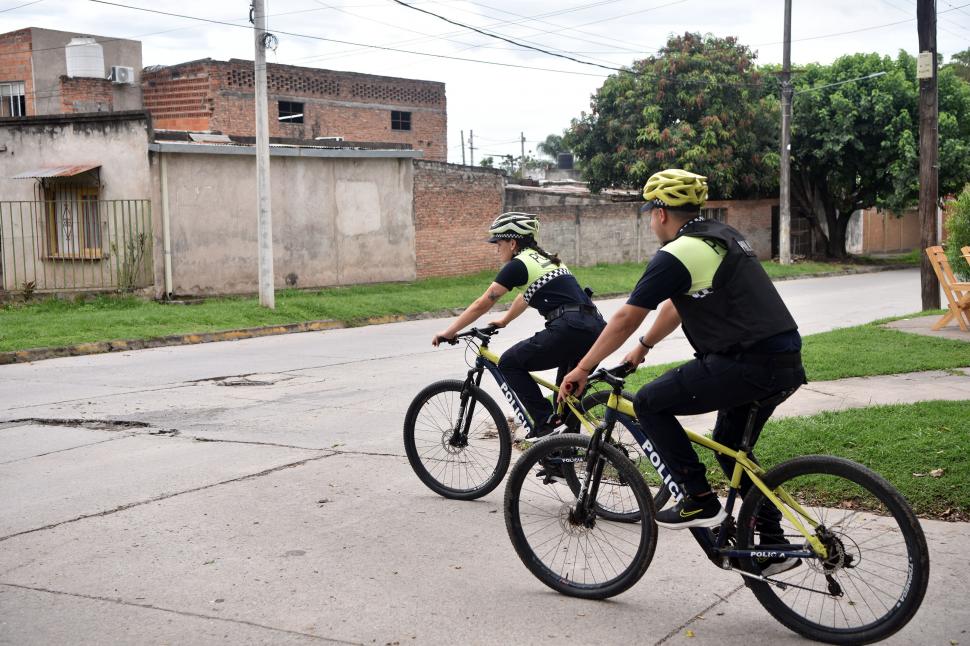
[
  {"xmin": 504, "ymin": 434, "xmax": 658, "ymax": 599},
  {"xmin": 562, "ymin": 389, "xmax": 672, "ymax": 518},
  {"xmin": 403, "ymin": 379, "xmax": 511, "ymax": 500},
  {"xmin": 735, "ymin": 455, "xmax": 929, "ymax": 645}
]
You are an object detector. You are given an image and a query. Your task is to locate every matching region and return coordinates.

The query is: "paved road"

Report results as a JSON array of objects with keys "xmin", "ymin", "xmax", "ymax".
[{"xmin": 1, "ymin": 268, "xmax": 967, "ymax": 645}]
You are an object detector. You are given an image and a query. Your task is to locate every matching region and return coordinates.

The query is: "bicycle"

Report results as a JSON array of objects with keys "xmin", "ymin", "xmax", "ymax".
[
  {"xmin": 504, "ymin": 365, "xmax": 930, "ymax": 644},
  {"xmin": 403, "ymin": 325, "xmax": 669, "ymax": 509}
]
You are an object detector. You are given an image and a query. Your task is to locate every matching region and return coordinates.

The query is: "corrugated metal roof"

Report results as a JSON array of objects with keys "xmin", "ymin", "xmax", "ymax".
[{"xmin": 10, "ymin": 164, "xmax": 100, "ymax": 179}]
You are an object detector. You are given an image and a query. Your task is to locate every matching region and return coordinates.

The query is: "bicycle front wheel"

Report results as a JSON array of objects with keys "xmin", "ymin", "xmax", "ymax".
[
  {"xmin": 736, "ymin": 455, "xmax": 929, "ymax": 645},
  {"xmin": 562, "ymin": 389, "xmax": 671, "ymax": 519},
  {"xmin": 403, "ymin": 379, "xmax": 511, "ymax": 500},
  {"xmin": 504, "ymin": 434, "xmax": 658, "ymax": 600}
]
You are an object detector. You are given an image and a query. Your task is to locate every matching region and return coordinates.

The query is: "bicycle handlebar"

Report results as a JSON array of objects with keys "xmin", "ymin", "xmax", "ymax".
[{"xmin": 446, "ymin": 324, "xmax": 499, "ymax": 345}]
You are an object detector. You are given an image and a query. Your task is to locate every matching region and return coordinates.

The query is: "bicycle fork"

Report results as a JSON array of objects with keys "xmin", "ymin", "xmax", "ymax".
[{"xmin": 450, "ymin": 365, "xmax": 486, "ymax": 447}]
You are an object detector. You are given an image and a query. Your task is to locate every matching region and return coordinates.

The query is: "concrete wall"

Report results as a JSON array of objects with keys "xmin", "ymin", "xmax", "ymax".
[
  {"xmin": 27, "ymin": 28, "xmax": 143, "ymax": 115},
  {"xmin": 705, "ymin": 198, "xmax": 777, "ymax": 258},
  {"xmin": 847, "ymin": 207, "xmax": 920, "ymax": 255},
  {"xmin": 150, "ymin": 147, "xmax": 418, "ymax": 296},
  {"xmin": 0, "ymin": 112, "xmax": 153, "ymax": 291}
]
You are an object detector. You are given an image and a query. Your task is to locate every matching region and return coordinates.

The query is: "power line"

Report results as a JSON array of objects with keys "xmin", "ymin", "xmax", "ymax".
[
  {"xmin": 83, "ymin": 0, "xmax": 611, "ymax": 77},
  {"xmin": 388, "ymin": 0, "xmax": 623, "ymax": 71},
  {"xmin": 0, "ymin": 0, "xmax": 42, "ymax": 12}
]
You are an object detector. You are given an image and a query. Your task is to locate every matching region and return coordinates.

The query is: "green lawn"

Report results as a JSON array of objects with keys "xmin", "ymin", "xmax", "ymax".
[
  {"xmin": 0, "ymin": 256, "xmax": 915, "ymax": 352},
  {"xmin": 622, "ymin": 318, "xmax": 970, "ymax": 389},
  {"xmin": 691, "ymin": 400, "xmax": 970, "ymax": 520}
]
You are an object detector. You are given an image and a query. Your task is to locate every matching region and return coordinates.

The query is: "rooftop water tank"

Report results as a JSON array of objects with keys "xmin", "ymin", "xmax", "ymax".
[{"xmin": 65, "ymin": 37, "xmax": 105, "ymax": 78}]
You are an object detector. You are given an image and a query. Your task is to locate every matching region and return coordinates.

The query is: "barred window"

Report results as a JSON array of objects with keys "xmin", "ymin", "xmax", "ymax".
[
  {"xmin": 278, "ymin": 100, "xmax": 304, "ymax": 124},
  {"xmin": 1, "ymin": 81, "xmax": 27, "ymax": 117},
  {"xmin": 44, "ymin": 184, "xmax": 103, "ymax": 259},
  {"xmin": 391, "ymin": 110, "xmax": 411, "ymax": 131},
  {"xmin": 701, "ymin": 207, "xmax": 727, "ymax": 223}
]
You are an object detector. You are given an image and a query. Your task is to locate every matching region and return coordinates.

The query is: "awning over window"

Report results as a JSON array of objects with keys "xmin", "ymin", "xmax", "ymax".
[{"xmin": 9, "ymin": 164, "xmax": 100, "ymax": 179}]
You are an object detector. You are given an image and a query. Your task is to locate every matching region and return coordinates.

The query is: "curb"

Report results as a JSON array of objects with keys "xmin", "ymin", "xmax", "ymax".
[{"xmin": 0, "ymin": 265, "xmax": 916, "ymax": 365}]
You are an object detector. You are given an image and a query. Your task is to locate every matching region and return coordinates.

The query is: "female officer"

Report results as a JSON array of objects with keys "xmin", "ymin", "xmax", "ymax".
[{"xmin": 432, "ymin": 212, "xmax": 605, "ymax": 438}]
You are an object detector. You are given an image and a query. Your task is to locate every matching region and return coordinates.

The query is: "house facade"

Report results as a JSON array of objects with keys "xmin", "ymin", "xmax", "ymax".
[
  {"xmin": 142, "ymin": 59, "xmax": 447, "ymax": 161},
  {"xmin": 0, "ymin": 27, "xmax": 142, "ymax": 117}
]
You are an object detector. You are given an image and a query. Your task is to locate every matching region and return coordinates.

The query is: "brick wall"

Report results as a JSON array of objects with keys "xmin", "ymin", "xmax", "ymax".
[
  {"xmin": 59, "ymin": 76, "xmax": 114, "ymax": 113},
  {"xmin": 142, "ymin": 62, "xmax": 213, "ymax": 131},
  {"xmin": 706, "ymin": 198, "xmax": 776, "ymax": 258},
  {"xmin": 413, "ymin": 161, "xmax": 505, "ymax": 278},
  {"xmin": 0, "ymin": 29, "xmax": 34, "ymax": 116},
  {"xmin": 143, "ymin": 59, "xmax": 447, "ymax": 160}
]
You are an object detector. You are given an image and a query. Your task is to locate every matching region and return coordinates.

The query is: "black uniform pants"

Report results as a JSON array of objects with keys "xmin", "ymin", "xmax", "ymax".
[
  {"xmin": 633, "ymin": 352, "xmax": 806, "ymax": 532},
  {"xmin": 498, "ymin": 312, "xmax": 605, "ymax": 425}
]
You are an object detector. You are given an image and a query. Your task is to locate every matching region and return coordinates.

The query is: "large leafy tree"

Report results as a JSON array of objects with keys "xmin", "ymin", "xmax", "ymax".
[
  {"xmin": 563, "ymin": 33, "xmax": 779, "ymax": 198},
  {"xmin": 788, "ymin": 52, "xmax": 970, "ymax": 257},
  {"xmin": 943, "ymin": 48, "xmax": 970, "ymax": 83}
]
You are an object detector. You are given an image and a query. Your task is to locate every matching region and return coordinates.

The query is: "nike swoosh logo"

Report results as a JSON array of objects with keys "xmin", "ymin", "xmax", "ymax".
[{"xmin": 680, "ymin": 509, "xmax": 703, "ymax": 518}]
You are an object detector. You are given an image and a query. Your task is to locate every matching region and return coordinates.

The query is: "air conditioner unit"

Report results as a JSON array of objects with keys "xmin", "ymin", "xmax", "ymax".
[{"xmin": 110, "ymin": 65, "xmax": 134, "ymax": 85}]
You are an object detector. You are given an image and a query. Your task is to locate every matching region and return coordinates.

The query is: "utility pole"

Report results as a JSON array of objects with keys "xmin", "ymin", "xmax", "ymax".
[
  {"xmin": 468, "ymin": 130, "xmax": 475, "ymax": 166},
  {"xmin": 460, "ymin": 129, "xmax": 466, "ymax": 165},
  {"xmin": 917, "ymin": 0, "xmax": 940, "ymax": 309},
  {"xmin": 253, "ymin": 0, "xmax": 275, "ymax": 308},
  {"xmin": 520, "ymin": 131, "xmax": 526, "ymax": 177},
  {"xmin": 778, "ymin": 0, "xmax": 793, "ymax": 265}
]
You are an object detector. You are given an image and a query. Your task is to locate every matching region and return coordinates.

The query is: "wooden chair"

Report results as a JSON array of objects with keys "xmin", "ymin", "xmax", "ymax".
[
  {"xmin": 962, "ymin": 246, "xmax": 970, "ymax": 271},
  {"xmin": 925, "ymin": 245, "xmax": 970, "ymax": 331}
]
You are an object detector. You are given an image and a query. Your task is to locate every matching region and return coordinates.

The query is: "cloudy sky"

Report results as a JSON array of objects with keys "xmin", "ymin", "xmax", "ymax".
[{"xmin": 2, "ymin": 0, "xmax": 968, "ymax": 163}]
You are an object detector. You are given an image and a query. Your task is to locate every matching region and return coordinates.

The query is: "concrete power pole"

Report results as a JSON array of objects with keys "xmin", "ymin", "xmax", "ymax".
[
  {"xmin": 778, "ymin": 0, "xmax": 793, "ymax": 265},
  {"xmin": 468, "ymin": 130, "xmax": 475, "ymax": 166},
  {"xmin": 520, "ymin": 132, "xmax": 526, "ymax": 178},
  {"xmin": 460, "ymin": 129, "xmax": 466, "ymax": 165},
  {"xmin": 917, "ymin": 0, "xmax": 940, "ymax": 309},
  {"xmin": 253, "ymin": 0, "xmax": 275, "ymax": 309}
]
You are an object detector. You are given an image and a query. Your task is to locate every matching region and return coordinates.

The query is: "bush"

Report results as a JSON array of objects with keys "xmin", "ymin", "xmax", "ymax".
[{"xmin": 945, "ymin": 185, "xmax": 970, "ymax": 280}]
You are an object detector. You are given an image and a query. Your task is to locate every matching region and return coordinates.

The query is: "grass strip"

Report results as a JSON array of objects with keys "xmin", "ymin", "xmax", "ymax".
[
  {"xmin": 0, "ymin": 257, "xmax": 914, "ymax": 352},
  {"xmin": 685, "ymin": 400, "xmax": 970, "ymax": 520}
]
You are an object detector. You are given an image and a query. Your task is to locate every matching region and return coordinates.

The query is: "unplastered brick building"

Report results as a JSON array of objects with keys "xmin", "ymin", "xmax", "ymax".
[
  {"xmin": 142, "ymin": 59, "xmax": 447, "ymax": 161},
  {"xmin": 0, "ymin": 27, "xmax": 142, "ymax": 117}
]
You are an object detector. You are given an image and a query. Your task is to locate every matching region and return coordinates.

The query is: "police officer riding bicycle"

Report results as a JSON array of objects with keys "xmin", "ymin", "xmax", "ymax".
[
  {"xmin": 560, "ymin": 169, "xmax": 806, "ymax": 565},
  {"xmin": 433, "ymin": 212, "xmax": 605, "ymax": 438}
]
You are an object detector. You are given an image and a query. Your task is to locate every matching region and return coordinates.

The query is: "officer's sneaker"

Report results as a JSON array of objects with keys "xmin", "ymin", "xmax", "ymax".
[
  {"xmin": 524, "ymin": 414, "xmax": 565, "ymax": 440},
  {"xmin": 654, "ymin": 493, "xmax": 727, "ymax": 529},
  {"xmin": 756, "ymin": 534, "xmax": 802, "ymax": 577}
]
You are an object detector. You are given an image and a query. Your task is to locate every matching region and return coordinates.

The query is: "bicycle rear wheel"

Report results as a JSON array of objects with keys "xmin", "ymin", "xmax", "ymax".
[
  {"xmin": 736, "ymin": 455, "xmax": 929, "ymax": 645},
  {"xmin": 403, "ymin": 379, "xmax": 511, "ymax": 500},
  {"xmin": 504, "ymin": 434, "xmax": 658, "ymax": 600},
  {"xmin": 562, "ymin": 389, "xmax": 672, "ymax": 519}
]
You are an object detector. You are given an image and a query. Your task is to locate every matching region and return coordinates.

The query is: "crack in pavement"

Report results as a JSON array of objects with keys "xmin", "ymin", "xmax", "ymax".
[
  {"xmin": 0, "ymin": 435, "xmax": 130, "ymax": 466},
  {"xmin": 654, "ymin": 584, "xmax": 744, "ymax": 644},
  {"xmin": 0, "ymin": 582, "xmax": 360, "ymax": 645},
  {"xmin": 0, "ymin": 453, "xmax": 336, "ymax": 544}
]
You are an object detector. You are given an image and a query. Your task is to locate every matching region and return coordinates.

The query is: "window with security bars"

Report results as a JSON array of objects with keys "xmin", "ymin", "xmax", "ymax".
[
  {"xmin": 391, "ymin": 110, "xmax": 411, "ymax": 131},
  {"xmin": 1, "ymin": 81, "xmax": 27, "ymax": 117},
  {"xmin": 701, "ymin": 207, "xmax": 727, "ymax": 223},
  {"xmin": 44, "ymin": 184, "xmax": 103, "ymax": 259},
  {"xmin": 278, "ymin": 101, "xmax": 304, "ymax": 124}
]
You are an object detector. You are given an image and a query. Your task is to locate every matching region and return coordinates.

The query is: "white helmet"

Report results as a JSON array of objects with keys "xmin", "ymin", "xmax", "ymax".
[{"xmin": 488, "ymin": 212, "xmax": 539, "ymax": 242}]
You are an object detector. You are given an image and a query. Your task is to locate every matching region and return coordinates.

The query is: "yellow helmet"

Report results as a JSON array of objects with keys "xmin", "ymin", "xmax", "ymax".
[{"xmin": 642, "ymin": 169, "xmax": 708, "ymax": 207}]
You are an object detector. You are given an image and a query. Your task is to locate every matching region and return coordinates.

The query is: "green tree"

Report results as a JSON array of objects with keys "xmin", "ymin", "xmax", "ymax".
[
  {"xmin": 943, "ymin": 48, "xmax": 970, "ymax": 83},
  {"xmin": 536, "ymin": 133, "xmax": 566, "ymax": 161},
  {"xmin": 563, "ymin": 32, "xmax": 779, "ymax": 198},
  {"xmin": 479, "ymin": 156, "xmax": 494, "ymax": 168},
  {"xmin": 789, "ymin": 52, "xmax": 970, "ymax": 257},
  {"xmin": 945, "ymin": 185, "xmax": 970, "ymax": 281}
]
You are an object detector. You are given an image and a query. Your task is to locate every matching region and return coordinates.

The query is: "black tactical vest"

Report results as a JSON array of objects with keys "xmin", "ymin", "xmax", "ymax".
[{"xmin": 669, "ymin": 219, "xmax": 798, "ymax": 354}]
